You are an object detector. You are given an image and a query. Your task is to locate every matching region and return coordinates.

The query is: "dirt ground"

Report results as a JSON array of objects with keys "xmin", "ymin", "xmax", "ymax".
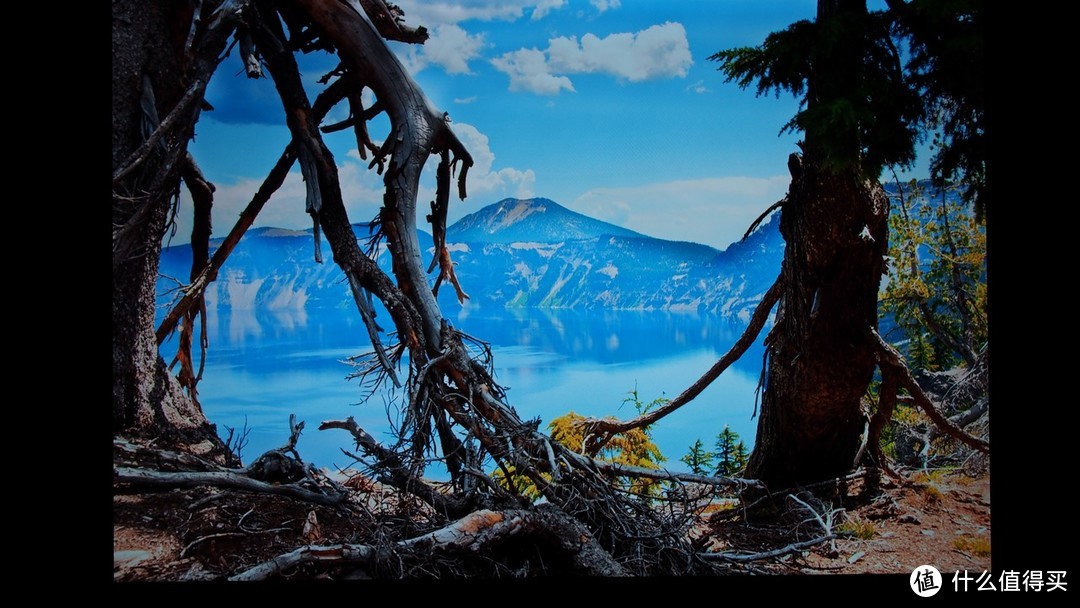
[
  {"xmin": 113, "ymin": 457, "xmax": 991, "ymax": 581},
  {"xmin": 696, "ymin": 469, "xmax": 991, "ymax": 576}
]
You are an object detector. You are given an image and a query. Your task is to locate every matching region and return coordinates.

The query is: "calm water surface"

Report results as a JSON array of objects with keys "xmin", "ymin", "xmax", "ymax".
[{"xmin": 170, "ymin": 305, "xmax": 767, "ymax": 477}]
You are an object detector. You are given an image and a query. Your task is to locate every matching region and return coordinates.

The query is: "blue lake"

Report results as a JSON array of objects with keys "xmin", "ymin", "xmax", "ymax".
[{"xmin": 167, "ymin": 305, "xmax": 767, "ymax": 477}]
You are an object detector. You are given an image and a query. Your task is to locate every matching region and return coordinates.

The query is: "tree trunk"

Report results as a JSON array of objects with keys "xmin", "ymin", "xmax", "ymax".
[
  {"xmin": 746, "ymin": 160, "xmax": 888, "ymax": 489},
  {"xmin": 112, "ymin": 0, "xmax": 234, "ymax": 461},
  {"xmin": 745, "ymin": 0, "xmax": 889, "ymax": 489}
]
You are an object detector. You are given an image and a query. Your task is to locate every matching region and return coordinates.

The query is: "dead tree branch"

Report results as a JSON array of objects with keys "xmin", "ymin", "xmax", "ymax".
[
  {"xmin": 579, "ymin": 277, "xmax": 782, "ymax": 452},
  {"xmin": 428, "ymin": 150, "xmax": 470, "ymax": 303},
  {"xmin": 295, "ymin": 0, "xmax": 472, "ymax": 353},
  {"xmin": 156, "ymin": 79, "xmax": 351, "ymax": 344},
  {"xmin": 711, "ymin": 469, "xmax": 874, "ymax": 521},
  {"xmin": 230, "ymin": 506, "xmax": 626, "ymax": 580},
  {"xmin": 114, "ymin": 467, "xmax": 346, "ymax": 508},
  {"xmin": 582, "ymin": 458, "xmax": 765, "ymax": 491},
  {"xmin": 354, "ymin": 0, "xmax": 429, "ymax": 44},
  {"xmin": 114, "ymin": 437, "xmax": 225, "ymax": 472},
  {"xmin": 168, "ymin": 152, "xmax": 216, "ymax": 399},
  {"xmin": 155, "ymin": 145, "xmax": 297, "ymax": 343},
  {"xmin": 701, "ymin": 534, "xmax": 839, "ymax": 563},
  {"xmin": 871, "ymin": 329, "xmax": 989, "ymax": 453},
  {"xmin": 743, "ymin": 199, "xmax": 785, "ymax": 241},
  {"xmin": 319, "ymin": 417, "xmax": 477, "ymax": 517},
  {"xmin": 255, "ymin": 4, "xmax": 428, "ymax": 379},
  {"xmin": 112, "ymin": 79, "xmax": 205, "ymax": 186}
]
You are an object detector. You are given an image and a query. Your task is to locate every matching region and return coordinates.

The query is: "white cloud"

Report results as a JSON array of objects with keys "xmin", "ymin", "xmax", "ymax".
[
  {"xmin": 453, "ymin": 96, "xmax": 478, "ymax": 104},
  {"xmin": 532, "ymin": 0, "xmax": 566, "ymax": 20},
  {"xmin": 590, "ymin": 0, "xmax": 621, "ymax": 13},
  {"xmin": 548, "ymin": 23, "xmax": 692, "ymax": 81},
  {"xmin": 686, "ymin": 79, "xmax": 710, "ymax": 94},
  {"xmin": 449, "ymin": 122, "xmax": 536, "ymax": 201},
  {"xmin": 572, "ymin": 176, "xmax": 790, "ymax": 249},
  {"xmin": 396, "ymin": 24, "xmax": 486, "ymax": 75},
  {"xmin": 490, "ymin": 48, "xmax": 575, "ymax": 96},
  {"xmin": 492, "ymin": 22, "xmax": 692, "ymax": 95},
  {"xmin": 423, "ymin": 25, "xmax": 486, "ymax": 74},
  {"xmin": 392, "ymin": 1, "xmax": 534, "ymax": 26}
]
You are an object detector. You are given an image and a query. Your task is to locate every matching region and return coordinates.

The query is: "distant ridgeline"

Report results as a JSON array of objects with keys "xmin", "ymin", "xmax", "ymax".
[{"xmin": 157, "ymin": 197, "xmax": 786, "ymax": 320}]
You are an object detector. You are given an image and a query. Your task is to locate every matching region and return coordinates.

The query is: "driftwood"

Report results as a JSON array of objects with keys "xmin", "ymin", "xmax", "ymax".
[
  {"xmin": 230, "ymin": 506, "xmax": 626, "ymax": 580},
  {"xmin": 701, "ymin": 534, "xmax": 839, "ymax": 563},
  {"xmin": 114, "ymin": 467, "xmax": 345, "ymax": 507}
]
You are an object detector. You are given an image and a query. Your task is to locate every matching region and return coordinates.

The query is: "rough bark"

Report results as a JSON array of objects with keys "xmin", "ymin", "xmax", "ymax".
[
  {"xmin": 745, "ymin": 157, "xmax": 889, "ymax": 489},
  {"xmin": 743, "ymin": 0, "xmax": 892, "ymax": 489},
  {"xmin": 112, "ymin": 0, "xmax": 238, "ymax": 461}
]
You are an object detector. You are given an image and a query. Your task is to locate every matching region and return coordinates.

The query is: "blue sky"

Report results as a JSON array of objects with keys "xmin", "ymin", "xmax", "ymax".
[{"xmin": 176, "ymin": 0, "xmax": 918, "ymax": 250}]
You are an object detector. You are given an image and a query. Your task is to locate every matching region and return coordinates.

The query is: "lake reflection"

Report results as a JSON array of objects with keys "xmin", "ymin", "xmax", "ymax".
[{"xmin": 172, "ymin": 305, "xmax": 768, "ymax": 476}]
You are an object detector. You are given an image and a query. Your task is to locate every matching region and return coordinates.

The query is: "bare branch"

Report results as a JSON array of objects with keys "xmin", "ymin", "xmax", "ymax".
[
  {"xmin": 428, "ymin": 150, "xmax": 469, "ymax": 303},
  {"xmin": 701, "ymin": 534, "xmax": 839, "ymax": 563},
  {"xmin": 113, "ymin": 79, "xmax": 205, "ymax": 185},
  {"xmin": 156, "ymin": 146, "xmax": 297, "ymax": 343},
  {"xmin": 742, "ymin": 199, "xmax": 784, "ymax": 241},
  {"xmin": 353, "ymin": 0, "xmax": 429, "ymax": 43},
  {"xmin": 318, "ymin": 417, "xmax": 471, "ymax": 517},
  {"xmin": 580, "ymin": 276, "xmax": 783, "ymax": 448},
  {"xmin": 345, "ymin": 273, "xmax": 401, "ymax": 388},
  {"xmin": 279, "ymin": 414, "xmax": 305, "ymax": 454},
  {"xmin": 114, "ymin": 467, "xmax": 346, "ymax": 507},
  {"xmin": 230, "ymin": 506, "xmax": 626, "ymax": 580},
  {"xmin": 871, "ymin": 328, "xmax": 989, "ymax": 453},
  {"xmin": 587, "ymin": 459, "xmax": 765, "ymax": 491}
]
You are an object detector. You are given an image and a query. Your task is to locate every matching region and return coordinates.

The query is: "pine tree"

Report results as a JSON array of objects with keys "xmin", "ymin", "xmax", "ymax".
[
  {"xmin": 710, "ymin": 0, "xmax": 986, "ymax": 488},
  {"xmin": 680, "ymin": 439, "xmax": 714, "ymax": 476},
  {"xmin": 713, "ymin": 426, "xmax": 742, "ymax": 478},
  {"xmin": 732, "ymin": 440, "xmax": 750, "ymax": 475},
  {"xmin": 889, "ymin": 0, "xmax": 987, "ymax": 218}
]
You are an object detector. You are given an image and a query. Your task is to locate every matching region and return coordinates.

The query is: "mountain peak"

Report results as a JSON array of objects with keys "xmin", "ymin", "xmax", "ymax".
[
  {"xmin": 486, "ymin": 197, "xmax": 553, "ymax": 230},
  {"xmin": 448, "ymin": 197, "xmax": 643, "ymax": 244}
]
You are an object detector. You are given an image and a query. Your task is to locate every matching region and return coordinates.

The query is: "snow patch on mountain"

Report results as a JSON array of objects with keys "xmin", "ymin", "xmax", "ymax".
[
  {"xmin": 510, "ymin": 262, "xmax": 532, "ymax": 278},
  {"xmin": 494, "ymin": 199, "xmax": 546, "ymax": 230},
  {"xmin": 224, "ymin": 272, "xmax": 264, "ymax": 310},
  {"xmin": 597, "ymin": 263, "xmax": 618, "ymax": 279},
  {"xmin": 265, "ymin": 277, "xmax": 309, "ymax": 310},
  {"xmin": 509, "ymin": 241, "xmax": 562, "ymax": 258}
]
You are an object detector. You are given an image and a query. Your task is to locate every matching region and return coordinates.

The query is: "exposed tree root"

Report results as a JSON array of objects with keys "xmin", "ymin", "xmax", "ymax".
[{"xmin": 230, "ymin": 505, "xmax": 627, "ymax": 580}]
